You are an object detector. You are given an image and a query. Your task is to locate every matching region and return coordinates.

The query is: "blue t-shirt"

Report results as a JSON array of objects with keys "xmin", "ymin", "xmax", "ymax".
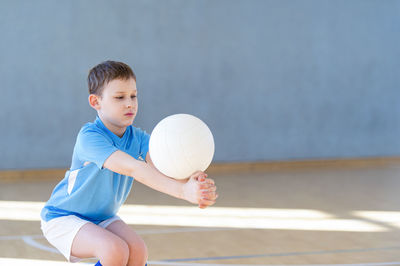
[{"xmin": 41, "ymin": 116, "xmax": 150, "ymax": 224}]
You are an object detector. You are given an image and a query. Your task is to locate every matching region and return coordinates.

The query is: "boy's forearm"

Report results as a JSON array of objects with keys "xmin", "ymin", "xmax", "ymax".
[
  {"xmin": 104, "ymin": 150, "xmax": 185, "ymax": 200},
  {"xmin": 131, "ymin": 159, "xmax": 185, "ymax": 200}
]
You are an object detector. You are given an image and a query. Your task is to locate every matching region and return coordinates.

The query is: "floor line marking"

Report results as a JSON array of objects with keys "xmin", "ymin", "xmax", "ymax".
[
  {"xmin": 22, "ymin": 236, "xmax": 59, "ymax": 253},
  {"xmin": 161, "ymin": 246, "xmax": 400, "ymax": 262},
  {"xmin": 146, "ymin": 262, "xmax": 400, "ymax": 266},
  {"xmin": 15, "ymin": 234, "xmax": 400, "ymax": 266},
  {"xmin": 13, "ymin": 237, "xmax": 400, "ymax": 266}
]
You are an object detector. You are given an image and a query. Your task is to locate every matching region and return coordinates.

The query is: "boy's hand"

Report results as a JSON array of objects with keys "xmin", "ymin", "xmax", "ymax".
[
  {"xmin": 197, "ymin": 174, "xmax": 218, "ymax": 209},
  {"xmin": 182, "ymin": 171, "xmax": 218, "ymax": 209}
]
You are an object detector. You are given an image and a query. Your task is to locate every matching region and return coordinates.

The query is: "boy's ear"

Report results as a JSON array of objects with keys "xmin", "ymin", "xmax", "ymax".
[{"xmin": 88, "ymin": 94, "xmax": 101, "ymax": 110}]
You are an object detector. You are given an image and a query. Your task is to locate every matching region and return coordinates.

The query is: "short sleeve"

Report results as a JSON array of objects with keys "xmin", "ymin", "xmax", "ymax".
[{"xmin": 75, "ymin": 128, "xmax": 119, "ymax": 169}]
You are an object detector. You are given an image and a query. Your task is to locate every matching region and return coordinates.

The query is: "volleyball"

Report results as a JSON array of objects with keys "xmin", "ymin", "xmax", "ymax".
[{"xmin": 149, "ymin": 114, "xmax": 215, "ymax": 179}]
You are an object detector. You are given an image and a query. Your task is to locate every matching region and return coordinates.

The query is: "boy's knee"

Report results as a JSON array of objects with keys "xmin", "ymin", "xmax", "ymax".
[
  {"xmin": 139, "ymin": 241, "xmax": 148, "ymax": 261},
  {"xmin": 98, "ymin": 237, "xmax": 129, "ymax": 265},
  {"xmin": 128, "ymin": 239, "xmax": 148, "ymax": 265}
]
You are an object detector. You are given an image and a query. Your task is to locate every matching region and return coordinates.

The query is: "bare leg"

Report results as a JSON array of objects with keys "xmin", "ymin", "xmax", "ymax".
[
  {"xmin": 71, "ymin": 222, "xmax": 129, "ymax": 266},
  {"xmin": 106, "ymin": 220, "xmax": 148, "ymax": 266}
]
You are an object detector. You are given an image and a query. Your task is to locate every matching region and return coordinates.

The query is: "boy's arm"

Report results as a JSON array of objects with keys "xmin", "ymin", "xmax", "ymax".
[
  {"xmin": 145, "ymin": 152, "xmax": 186, "ymax": 182},
  {"xmin": 103, "ymin": 150, "xmax": 216, "ymax": 206}
]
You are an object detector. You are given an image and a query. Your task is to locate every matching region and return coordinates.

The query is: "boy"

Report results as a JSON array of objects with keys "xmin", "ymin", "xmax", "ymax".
[{"xmin": 40, "ymin": 61, "xmax": 218, "ymax": 266}]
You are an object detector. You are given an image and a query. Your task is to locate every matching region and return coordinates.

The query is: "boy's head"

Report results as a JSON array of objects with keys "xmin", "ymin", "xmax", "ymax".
[
  {"xmin": 88, "ymin": 61, "xmax": 138, "ymax": 136},
  {"xmin": 88, "ymin": 60, "xmax": 136, "ymax": 96}
]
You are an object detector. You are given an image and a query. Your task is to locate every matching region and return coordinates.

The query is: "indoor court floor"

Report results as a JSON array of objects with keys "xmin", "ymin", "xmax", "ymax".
[{"xmin": 1, "ymin": 159, "xmax": 400, "ymax": 266}]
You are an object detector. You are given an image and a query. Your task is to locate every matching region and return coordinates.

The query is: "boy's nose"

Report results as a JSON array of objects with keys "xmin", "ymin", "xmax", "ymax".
[{"xmin": 126, "ymin": 103, "xmax": 136, "ymax": 111}]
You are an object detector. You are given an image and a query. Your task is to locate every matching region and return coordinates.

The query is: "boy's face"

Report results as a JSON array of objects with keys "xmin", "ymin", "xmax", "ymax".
[{"xmin": 90, "ymin": 78, "xmax": 138, "ymax": 135}]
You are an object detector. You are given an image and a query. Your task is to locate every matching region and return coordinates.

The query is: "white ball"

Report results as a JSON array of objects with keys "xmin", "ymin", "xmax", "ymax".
[{"xmin": 149, "ymin": 114, "xmax": 215, "ymax": 179}]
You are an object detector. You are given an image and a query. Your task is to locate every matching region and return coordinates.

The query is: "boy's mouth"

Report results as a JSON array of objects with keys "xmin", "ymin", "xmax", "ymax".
[{"xmin": 124, "ymin": 112, "xmax": 134, "ymax": 116}]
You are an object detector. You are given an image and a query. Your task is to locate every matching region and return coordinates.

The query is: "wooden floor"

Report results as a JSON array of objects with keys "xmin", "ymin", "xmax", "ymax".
[{"xmin": 1, "ymin": 160, "xmax": 400, "ymax": 265}]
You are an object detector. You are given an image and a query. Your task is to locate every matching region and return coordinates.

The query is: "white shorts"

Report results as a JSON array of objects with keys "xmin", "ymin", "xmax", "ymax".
[{"xmin": 41, "ymin": 215, "xmax": 121, "ymax": 262}]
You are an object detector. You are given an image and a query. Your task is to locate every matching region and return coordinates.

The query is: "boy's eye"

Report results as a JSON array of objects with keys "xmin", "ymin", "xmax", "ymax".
[
  {"xmin": 131, "ymin": 95, "xmax": 137, "ymax": 99},
  {"xmin": 115, "ymin": 96, "xmax": 124, "ymax": 99}
]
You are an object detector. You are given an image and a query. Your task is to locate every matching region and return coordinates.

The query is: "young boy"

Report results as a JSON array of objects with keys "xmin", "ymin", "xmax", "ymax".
[{"xmin": 40, "ymin": 61, "xmax": 218, "ymax": 266}]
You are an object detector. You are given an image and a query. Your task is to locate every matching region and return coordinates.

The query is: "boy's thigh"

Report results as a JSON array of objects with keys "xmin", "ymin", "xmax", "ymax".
[{"xmin": 71, "ymin": 221, "xmax": 127, "ymax": 259}]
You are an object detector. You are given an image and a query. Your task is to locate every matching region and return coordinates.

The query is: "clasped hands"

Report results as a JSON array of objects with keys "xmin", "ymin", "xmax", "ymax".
[{"xmin": 182, "ymin": 171, "xmax": 218, "ymax": 209}]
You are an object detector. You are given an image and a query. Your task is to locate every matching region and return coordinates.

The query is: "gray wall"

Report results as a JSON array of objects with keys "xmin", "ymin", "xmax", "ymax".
[{"xmin": 1, "ymin": 0, "xmax": 400, "ymax": 170}]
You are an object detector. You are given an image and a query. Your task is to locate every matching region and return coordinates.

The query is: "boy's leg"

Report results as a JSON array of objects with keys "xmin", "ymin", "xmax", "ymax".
[
  {"xmin": 106, "ymin": 220, "xmax": 148, "ymax": 266},
  {"xmin": 71, "ymin": 222, "xmax": 129, "ymax": 266}
]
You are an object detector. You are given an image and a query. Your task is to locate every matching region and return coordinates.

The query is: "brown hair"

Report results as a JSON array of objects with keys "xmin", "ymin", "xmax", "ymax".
[{"xmin": 87, "ymin": 60, "xmax": 136, "ymax": 96}]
